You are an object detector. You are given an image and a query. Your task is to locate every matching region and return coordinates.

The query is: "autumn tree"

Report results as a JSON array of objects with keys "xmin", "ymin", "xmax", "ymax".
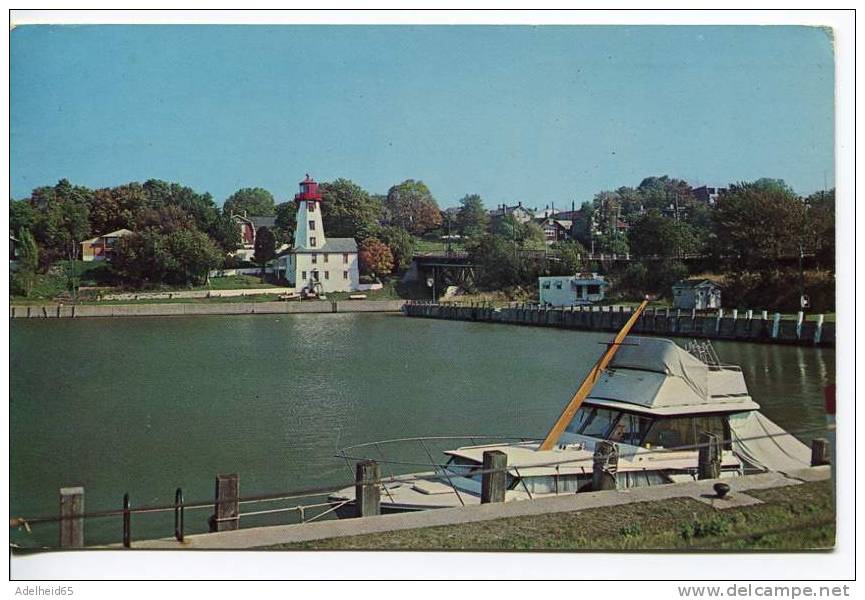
[
  {"xmin": 358, "ymin": 237, "xmax": 394, "ymax": 277},
  {"xmin": 383, "ymin": 180, "xmax": 442, "ymax": 235}
]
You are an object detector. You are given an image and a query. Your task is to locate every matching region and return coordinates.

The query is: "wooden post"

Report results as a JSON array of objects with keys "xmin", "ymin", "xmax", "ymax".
[
  {"xmin": 481, "ymin": 450, "xmax": 508, "ymax": 503},
  {"xmin": 59, "ymin": 487, "xmax": 84, "ymax": 548},
  {"xmin": 355, "ymin": 460, "xmax": 381, "ymax": 517},
  {"xmin": 715, "ymin": 308, "xmax": 724, "ymax": 334},
  {"xmin": 698, "ymin": 432, "xmax": 721, "ymax": 479},
  {"xmin": 746, "ymin": 309, "xmax": 753, "ymax": 320},
  {"xmin": 212, "ymin": 474, "xmax": 239, "ymax": 531},
  {"xmin": 811, "ymin": 438, "xmax": 830, "ymax": 466},
  {"xmin": 796, "ymin": 311, "xmax": 805, "ymax": 339},
  {"xmin": 772, "ymin": 313, "xmax": 782, "ymax": 339},
  {"xmin": 592, "ymin": 441, "xmax": 618, "ymax": 490},
  {"xmin": 122, "ymin": 492, "xmax": 131, "ymax": 548}
]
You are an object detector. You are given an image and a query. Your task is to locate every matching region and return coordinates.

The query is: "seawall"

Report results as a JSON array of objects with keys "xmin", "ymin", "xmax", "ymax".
[
  {"xmin": 9, "ymin": 300, "xmax": 406, "ymax": 319},
  {"xmin": 404, "ymin": 302, "xmax": 835, "ymax": 347}
]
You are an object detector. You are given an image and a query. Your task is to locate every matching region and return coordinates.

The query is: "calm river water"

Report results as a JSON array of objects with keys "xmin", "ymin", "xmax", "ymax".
[{"xmin": 10, "ymin": 313, "xmax": 834, "ymax": 547}]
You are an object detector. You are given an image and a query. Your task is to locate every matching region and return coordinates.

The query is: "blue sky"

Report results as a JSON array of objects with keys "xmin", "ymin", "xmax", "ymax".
[{"xmin": 11, "ymin": 25, "xmax": 834, "ymax": 208}]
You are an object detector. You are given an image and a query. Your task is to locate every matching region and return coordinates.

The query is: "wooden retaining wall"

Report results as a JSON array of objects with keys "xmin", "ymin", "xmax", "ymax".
[{"xmin": 403, "ymin": 302, "xmax": 835, "ymax": 347}]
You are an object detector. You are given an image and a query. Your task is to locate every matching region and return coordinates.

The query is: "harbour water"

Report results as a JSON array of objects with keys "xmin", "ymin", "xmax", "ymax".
[{"xmin": 10, "ymin": 313, "xmax": 834, "ymax": 547}]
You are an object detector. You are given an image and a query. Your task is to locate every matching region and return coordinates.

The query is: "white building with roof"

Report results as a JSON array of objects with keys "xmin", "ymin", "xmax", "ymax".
[
  {"xmin": 539, "ymin": 273, "xmax": 607, "ymax": 306},
  {"xmin": 274, "ymin": 175, "xmax": 360, "ymax": 293}
]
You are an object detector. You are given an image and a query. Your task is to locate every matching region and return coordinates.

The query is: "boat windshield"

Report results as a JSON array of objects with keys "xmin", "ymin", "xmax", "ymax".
[
  {"xmin": 565, "ymin": 406, "xmax": 729, "ymax": 449},
  {"xmin": 443, "ymin": 456, "xmax": 516, "ymax": 488}
]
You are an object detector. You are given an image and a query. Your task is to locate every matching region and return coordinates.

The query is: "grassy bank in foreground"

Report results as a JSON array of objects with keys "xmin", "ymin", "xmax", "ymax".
[{"xmin": 272, "ymin": 480, "xmax": 833, "ymax": 551}]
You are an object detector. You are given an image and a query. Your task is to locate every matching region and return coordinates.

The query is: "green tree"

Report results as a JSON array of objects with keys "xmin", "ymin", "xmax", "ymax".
[
  {"xmin": 320, "ymin": 179, "xmax": 383, "ymax": 239},
  {"xmin": 806, "ymin": 189, "xmax": 834, "ymax": 270},
  {"xmin": 167, "ymin": 229, "xmax": 223, "ymax": 285},
  {"xmin": 466, "ymin": 234, "xmax": 524, "ymax": 289},
  {"xmin": 207, "ymin": 212, "xmax": 243, "ymax": 253},
  {"xmin": 384, "ymin": 180, "xmax": 442, "ymax": 235},
  {"xmin": 455, "ymin": 194, "xmax": 490, "ymax": 237},
  {"xmin": 10, "ymin": 199, "xmax": 37, "ymax": 235},
  {"xmin": 358, "ymin": 237, "xmax": 394, "ymax": 277},
  {"xmin": 547, "ymin": 240, "xmax": 587, "ymax": 276},
  {"xmin": 628, "ymin": 210, "xmax": 698, "ymax": 258},
  {"xmin": 636, "ymin": 175, "xmax": 695, "ymax": 214},
  {"xmin": 12, "ymin": 227, "xmax": 39, "ymax": 297},
  {"xmin": 113, "ymin": 230, "xmax": 171, "ymax": 286},
  {"xmin": 378, "ymin": 225, "xmax": 416, "ymax": 271},
  {"xmin": 253, "ymin": 226, "xmax": 277, "ymax": 276},
  {"xmin": 274, "ymin": 201, "xmax": 297, "ymax": 245},
  {"xmin": 223, "ymin": 187, "xmax": 276, "ymax": 217},
  {"xmin": 713, "ymin": 181, "xmax": 804, "ymax": 273},
  {"xmin": 570, "ymin": 201, "xmax": 595, "ymax": 248}
]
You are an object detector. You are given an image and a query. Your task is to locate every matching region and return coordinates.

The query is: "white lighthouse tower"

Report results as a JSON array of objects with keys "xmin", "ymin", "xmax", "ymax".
[
  {"xmin": 294, "ymin": 174, "xmax": 326, "ymax": 251},
  {"xmin": 275, "ymin": 174, "xmax": 360, "ymax": 294}
]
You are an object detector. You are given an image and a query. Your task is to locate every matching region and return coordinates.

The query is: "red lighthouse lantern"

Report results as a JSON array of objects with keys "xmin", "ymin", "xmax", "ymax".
[{"xmin": 295, "ymin": 174, "xmax": 322, "ymax": 202}]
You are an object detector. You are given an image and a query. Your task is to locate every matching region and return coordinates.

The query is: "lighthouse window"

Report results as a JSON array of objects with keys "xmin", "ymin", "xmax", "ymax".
[
  {"xmin": 343, "ymin": 253, "xmax": 349, "ymax": 263},
  {"xmin": 309, "ymin": 220, "xmax": 315, "ymax": 230},
  {"xmin": 311, "ymin": 253, "xmax": 317, "ymax": 264},
  {"xmin": 307, "ymin": 201, "xmax": 315, "ymax": 211},
  {"xmin": 310, "ymin": 237, "xmax": 317, "ymax": 247},
  {"xmin": 324, "ymin": 271, "xmax": 329, "ymax": 280},
  {"xmin": 323, "ymin": 254, "xmax": 329, "ymax": 263},
  {"xmin": 343, "ymin": 271, "xmax": 348, "ymax": 280},
  {"xmin": 301, "ymin": 271, "xmax": 307, "ymax": 280}
]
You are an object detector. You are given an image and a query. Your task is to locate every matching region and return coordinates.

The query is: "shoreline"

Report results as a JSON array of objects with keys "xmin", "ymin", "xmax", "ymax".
[{"xmin": 9, "ymin": 299, "xmax": 406, "ymax": 319}]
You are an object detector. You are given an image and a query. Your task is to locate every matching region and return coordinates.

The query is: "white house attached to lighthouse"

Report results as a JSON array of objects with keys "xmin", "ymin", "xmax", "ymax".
[{"xmin": 275, "ymin": 175, "xmax": 361, "ymax": 293}]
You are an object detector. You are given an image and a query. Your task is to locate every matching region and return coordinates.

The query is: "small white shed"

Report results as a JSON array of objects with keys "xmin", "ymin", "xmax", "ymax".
[
  {"xmin": 672, "ymin": 279, "xmax": 722, "ymax": 310},
  {"xmin": 539, "ymin": 273, "xmax": 607, "ymax": 306}
]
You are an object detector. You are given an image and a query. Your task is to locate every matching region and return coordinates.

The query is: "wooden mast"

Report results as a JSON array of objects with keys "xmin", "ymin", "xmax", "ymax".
[{"xmin": 537, "ymin": 300, "xmax": 649, "ymax": 451}]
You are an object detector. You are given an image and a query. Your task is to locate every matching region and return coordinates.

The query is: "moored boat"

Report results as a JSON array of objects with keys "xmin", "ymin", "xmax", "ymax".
[{"xmin": 330, "ymin": 304, "xmax": 812, "ymax": 516}]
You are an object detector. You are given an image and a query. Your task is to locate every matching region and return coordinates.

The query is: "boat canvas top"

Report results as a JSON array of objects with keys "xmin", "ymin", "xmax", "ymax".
[{"xmin": 586, "ymin": 337, "xmax": 759, "ymax": 416}]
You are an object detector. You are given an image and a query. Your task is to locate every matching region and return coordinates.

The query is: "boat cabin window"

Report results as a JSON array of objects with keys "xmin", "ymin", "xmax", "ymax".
[
  {"xmin": 565, "ymin": 406, "xmax": 730, "ymax": 450},
  {"xmin": 642, "ymin": 415, "xmax": 730, "ymax": 450},
  {"xmin": 609, "ymin": 412, "xmax": 653, "ymax": 445},
  {"xmin": 579, "ymin": 407, "xmax": 619, "ymax": 438}
]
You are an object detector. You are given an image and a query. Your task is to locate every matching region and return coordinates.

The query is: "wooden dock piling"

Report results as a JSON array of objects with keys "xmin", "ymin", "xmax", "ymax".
[
  {"xmin": 212, "ymin": 474, "xmax": 240, "ymax": 531},
  {"xmin": 59, "ymin": 486, "xmax": 84, "ymax": 548},
  {"xmin": 811, "ymin": 438, "xmax": 831, "ymax": 467},
  {"xmin": 698, "ymin": 432, "xmax": 722, "ymax": 479},
  {"xmin": 481, "ymin": 450, "xmax": 507, "ymax": 503},
  {"xmin": 355, "ymin": 460, "xmax": 381, "ymax": 517}
]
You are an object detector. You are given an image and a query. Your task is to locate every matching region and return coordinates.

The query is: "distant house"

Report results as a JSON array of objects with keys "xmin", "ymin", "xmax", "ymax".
[
  {"xmin": 672, "ymin": 279, "xmax": 722, "ymax": 310},
  {"xmin": 489, "ymin": 202, "xmax": 535, "ymax": 224},
  {"xmin": 232, "ymin": 214, "xmax": 277, "ymax": 247},
  {"xmin": 538, "ymin": 218, "xmax": 572, "ymax": 244},
  {"xmin": 80, "ymin": 228, "xmax": 133, "ymax": 262},
  {"xmin": 539, "ymin": 273, "xmax": 607, "ymax": 306},
  {"xmin": 693, "ymin": 186, "xmax": 726, "ymax": 206}
]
